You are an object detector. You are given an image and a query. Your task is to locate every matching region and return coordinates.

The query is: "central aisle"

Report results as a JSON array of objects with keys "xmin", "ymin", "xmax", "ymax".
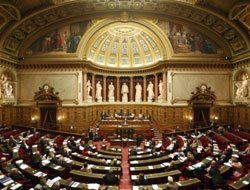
[{"xmin": 119, "ymin": 147, "xmax": 132, "ymax": 190}]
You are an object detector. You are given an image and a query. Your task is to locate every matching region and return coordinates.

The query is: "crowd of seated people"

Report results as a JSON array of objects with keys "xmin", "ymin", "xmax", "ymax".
[{"xmin": 0, "ymin": 123, "xmax": 250, "ymax": 190}]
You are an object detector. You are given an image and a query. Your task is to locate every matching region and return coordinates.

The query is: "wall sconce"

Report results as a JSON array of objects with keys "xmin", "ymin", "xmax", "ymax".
[
  {"xmin": 215, "ymin": 116, "xmax": 218, "ymax": 120},
  {"xmin": 31, "ymin": 117, "xmax": 35, "ymax": 121},
  {"xmin": 57, "ymin": 117, "xmax": 61, "ymax": 121},
  {"xmin": 189, "ymin": 116, "xmax": 193, "ymax": 121}
]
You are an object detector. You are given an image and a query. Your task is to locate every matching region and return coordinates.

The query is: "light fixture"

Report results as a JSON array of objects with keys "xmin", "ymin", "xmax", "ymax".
[
  {"xmin": 31, "ymin": 117, "xmax": 35, "ymax": 121},
  {"xmin": 189, "ymin": 117, "xmax": 193, "ymax": 120},
  {"xmin": 215, "ymin": 116, "xmax": 218, "ymax": 120},
  {"xmin": 57, "ymin": 117, "xmax": 61, "ymax": 121}
]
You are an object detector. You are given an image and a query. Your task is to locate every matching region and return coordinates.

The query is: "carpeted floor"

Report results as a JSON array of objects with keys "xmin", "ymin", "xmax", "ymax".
[{"xmin": 119, "ymin": 147, "xmax": 132, "ymax": 190}]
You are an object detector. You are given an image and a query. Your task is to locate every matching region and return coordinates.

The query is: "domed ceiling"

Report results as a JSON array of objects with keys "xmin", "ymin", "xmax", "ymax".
[{"xmin": 86, "ymin": 22, "xmax": 163, "ymax": 68}]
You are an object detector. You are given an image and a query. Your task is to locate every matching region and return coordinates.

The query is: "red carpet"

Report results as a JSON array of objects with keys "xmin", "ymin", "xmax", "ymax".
[{"xmin": 119, "ymin": 147, "xmax": 132, "ymax": 190}]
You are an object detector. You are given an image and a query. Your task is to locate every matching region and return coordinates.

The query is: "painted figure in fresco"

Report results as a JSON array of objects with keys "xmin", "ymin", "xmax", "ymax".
[
  {"xmin": 96, "ymin": 81, "xmax": 102, "ymax": 99},
  {"xmin": 158, "ymin": 80, "xmax": 163, "ymax": 98},
  {"xmin": 108, "ymin": 82, "xmax": 115, "ymax": 99},
  {"xmin": 135, "ymin": 82, "xmax": 142, "ymax": 100},
  {"xmin": 86, "ymin": 80, "xmax": 92, "ymax": 98},
  {"xmin": 121, "ymin": 83, "xmax": 129, "ymax": 99},
  {"xmin": 147, "ymin": 81, "xmax": 154, "ymax": 99}
]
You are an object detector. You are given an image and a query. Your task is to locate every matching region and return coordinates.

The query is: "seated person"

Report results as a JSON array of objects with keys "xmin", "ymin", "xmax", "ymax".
[
  {"xmin": 134, "ymin": 173, "xmax": 147, "ymax": 185},
  {"xmin": 240, "ymin": 145, "xmax": 250, "ymax": 156},
  {"xmin": 103, "ymin": 170, "xmax": 118, "ymax": 185},
  {"xmin": 186, "ymin": 151, "xmax": 195, "ymax": 164},
  {"xmin": 111, "ymin": 158, "xmax": 119, "ymax": 167},
  {"xmin": 81, "ymin": 162, "xmax": 92, "ymax": 173},
  {"xmin": 34, "ymin": 177, "xmax": 50, "ymax": 190},
  {"xmin": 216, "ymin": 154, "xmax": 227, "ymax": 165},
  {"xmin": 57, "ymin": 156, "xmax": 72, "ymax": 170},
  {"xmin": 207, "ymin": 161, "xmax": 225, "ymax": 189},
  {"xmin": 165, "ymin": 176, "xmax": 178, "ymax": 190},
  {"xmin": 9, "ymin": 168, "xmax": 31, "ymax": 183},
  {"xmin": 231, "ymin": 158, "xmax": 245, "ymax": 178}
]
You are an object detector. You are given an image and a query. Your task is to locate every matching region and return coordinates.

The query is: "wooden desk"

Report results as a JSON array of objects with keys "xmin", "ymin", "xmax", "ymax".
[
  {"xmin": 131, "ymin": 170, "xmax": 181, "ymax": 184},
  {"xmin": 60, "ymin": 179, "xmax": 119, "ymax": 190},
  {"xmin": 132, "ymin": 178, "xmax": 201, "ymax": 190},
  {"xmin": 129, "ymin": 155, "xmax": 171, "ymax": 166},
  {"xmin": 229, "ymin": 172, "xmax": 250, "ymax": 190},
  {"xmin": 129, "ymin": 153, "xmax": 153, "ymax": 161}
]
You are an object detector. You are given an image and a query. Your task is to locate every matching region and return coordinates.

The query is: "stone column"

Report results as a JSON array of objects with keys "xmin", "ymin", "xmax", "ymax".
[
  {"xmin": 155, "ymin": 74, "xmax": 158, "ymax": 102},
  {"xmin": 103, "ymin": 75, "xmax": 107, "ymax": 102},
  {"xmin": 163, "ymin": 71, "xmax": 167, "ymax": 102},
  {"xmin": 92, "ymin": 74, "xmax": 95, "ymax": 101},
  {"xmin": 117, "ymin": 76, "xmax": 120, "ymax": 102},
  {"xmin": 130, "ymin": 76, "xmax": 134, "ymax": 102},
  {"xmin": 83, "ymin": 71, "xmax": 87, "ymax": 102},
  {"xmin": 143, "ymin": 75, "xmax": 147, "ymax": 102}
]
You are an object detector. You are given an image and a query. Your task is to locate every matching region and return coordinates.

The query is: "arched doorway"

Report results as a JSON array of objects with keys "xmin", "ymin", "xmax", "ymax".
[
  {"xmin": 34, "ymin": 84, "xmax": 62, "ymax": 130},
  {"xmin": 188, "ymin": 84, "xmax": 216, "ymax": 127}
]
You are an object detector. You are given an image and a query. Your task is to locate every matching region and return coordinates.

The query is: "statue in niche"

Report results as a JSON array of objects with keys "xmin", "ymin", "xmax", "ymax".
[
  {"xmin": 0, "ymin": 74, "xmax": 14, "ymax": 99},
  {"xmin": 147, "ymin": 81, "xmax": 154, "ymax": 99},
  {"xmin": 121, "ymin": 82, "xmax": 129, "ymax": 99},
  {"xmin": 135, "ymin": 82, "xmax": 142, "ymax": 100},
  {"xmin": 158, "ymin": 80, "xmax": 163, "ymax": 98},
  {"xmin": 235, "ymin": 73, "xmax": 249, "ymax": 99},
  {"xmin": 108, "ymin": 82, "xmax": 115, "ymax": 99},
  {"xmin": 96, "ymin": 81, "xmax": 102, "ymax": 99},
  {"xmin": 86, "ymin": 80, "xmax": 92, "ymax": 98}
]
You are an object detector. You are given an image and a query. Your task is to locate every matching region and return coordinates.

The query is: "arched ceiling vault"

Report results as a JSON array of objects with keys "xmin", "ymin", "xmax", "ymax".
[{"xmin": 0, "ymin": 0, "xmax": 249, "ymax": 60}]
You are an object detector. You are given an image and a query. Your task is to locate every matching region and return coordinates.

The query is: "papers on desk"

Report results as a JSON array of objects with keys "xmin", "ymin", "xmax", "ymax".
[
  {"xmin": 137, "ymin": 155, "xmax": 142, "ymax": 158},
  {"xmin": 20, "ymin": 164, "xmax": 29, "ymax": 170},
  {"xmin": 162, "ymin": 162, "xmax": 170, "ymax": 167},
  {"xmin": 16, "ymin": 160, "xmax": 23, "ymax": 164},
  {"xmin": 13, "ymin": 149, "xmax": 18, "ymax": 153},
  {"xmin": 56, "ymin": 154, "xmax": 61, "ymax": 158},
  {"xmin": 232, "ymin": 154, "xmax": 239, "ymax": 158},
  {"xmin": 71, "ymin": 182, "xmax": 80, "ymax": 188},
  {"xmin": 152, "ymin": 184, "xmax": 158, "ymax": 190},
  {"xmin": 54, "ymin": 165, "xmax": 61, "ymax": 170},
  {"xmin": 88, "ymin": 183, "xmax": 100, "ymax": 190},
  {"xmin": 207, "ymin": 157, "xmax": 212, "ymax": 161},
  {"xmin": 104, "ymin": 167, "xmax": 110, "ymax": 170},
  {"xmin": 243, "ymin": 180, "xmax": 249, "ymax": 185},
  {"xmin": 88, "ymin": 164, "xmax": 94, "ymax": 169},
  {"xmin": 131, "ymin": 175, "xmax": 137, "ymax": 180},
  {"xmin": 224, "ymin": 162, "xmax": 231, "ymax": 167},
  {"xmin": 148, "ymin": 166, "xmax": 153, "ymax": 169},
  {"xmin": 131, "ymin": 161, "xmax": 138, "ymax": 164},
  {"xmin": 42, "ymin": 160, "xmax": 50, "ymax": 166},
  {"xmin": 176, "ymin": 182, "xmax": 182, "ymax": 186},
  {"xmin": 79, "ymin": 146, "xmax": 84, "ymax": 151},
  {"xmin": 130, "ymin": 167, "xmax": 135, "ymax": 171},
  {"xmin": 0, "ymin": 175, "xmax": 5, "ymax": 179},
  {"xmin": 10, "ymin": 183, "xmax": 22, "ymax": 190},
  {"xmin": 133, "ymin": 186, "xmax": 139, "ymax": 190},
  {"xmin": 3, "ymin": 179, "xmax": 14, "ymax": 186},
  {"xmin": 188, "ymin": 166, "xmax": 194, "ymax": 170},
  {"xmin": 72, "ymin": 152, "xmax": 77, "ymax": 155}
]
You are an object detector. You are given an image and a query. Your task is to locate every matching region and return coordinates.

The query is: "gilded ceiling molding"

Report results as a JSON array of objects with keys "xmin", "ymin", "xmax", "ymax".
[
  {"xmin": 0, "ymin": 58, "xmax": 17, "ymax": 69},
  {"xmin": 0, "ymin": 1, "xmax": 248, "ymax": 58}
]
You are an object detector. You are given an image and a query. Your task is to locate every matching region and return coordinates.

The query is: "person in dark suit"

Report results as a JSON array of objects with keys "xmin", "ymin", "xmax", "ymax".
[
  {"xmin": 134, "ymin": 173, "xmax": 147, "ymax": 185},
  {"xmin": 103, "ymin": 170, "xmax": 118, "ymax": 185},
  {"xmin": 9, "ymin": 168, "xmax": 29, "ymax": 181},
  {"xmin": 9, "ymin": 135, "xmax": 18, "ymax": 147},
  {"xmin": 208, "ymin": 161, "xmax": 225, "ymax": 189},
  {"xmin": 31, "ymin": 153, "xmax": 43, "ymax": 170},
  {"xmin": 136, "ymin": 135, "xmax": 143, "ymax": 147},
  {"xmin": 130, "ymin": 148, "xmax": 137, "ymax": 156}
]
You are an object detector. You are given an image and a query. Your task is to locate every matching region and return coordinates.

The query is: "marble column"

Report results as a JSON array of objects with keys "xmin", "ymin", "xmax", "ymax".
[
  {"xmin": 143, "ymin": 75, "xmax": 147, "ymax": 102},
  {"xmin": 155, "ymin": 74, "xmax": 158, "ymax": 102},
  {"xmin": 163, "ymin": 71, "xmax": 167, "ymax": 102},
  {"xmin": 83, "ymin": 72, "xmax": 87, "ymax": 102},
  {"xmin": 117, "ymin": 77, "xmax": 120, "ymax": 102},
  {"xmin": 130, "ymin": 76, "xmax": 133, "ymax": 102},
  {"xmin": 92, "ymin": 74, "xmax": 95, "ymax": 101},
  {"xmin": 103, "ymin": 75, "xmax": 106, "ymax": 102}
]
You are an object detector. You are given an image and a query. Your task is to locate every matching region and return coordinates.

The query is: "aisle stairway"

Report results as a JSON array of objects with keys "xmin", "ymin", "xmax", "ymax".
[
  {"xmin": 119, "ymin": 148, "xmax": 132, "ymax": 190},
  {"xmin": 153, "ymin": 128, "xmax": 163, "ymax": 142}
]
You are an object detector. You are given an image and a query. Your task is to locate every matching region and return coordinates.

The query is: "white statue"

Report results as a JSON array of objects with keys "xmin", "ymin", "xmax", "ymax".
[
  {"xmin": 147, "ymin": 81, "xmax": 154, "ymax": 99},
  {"xmin": 121, "ymin": 82, "xmax": 129, "ymax": 99},
  {"xmin": 108, "ymin": 82, "xmax": 115, "ymax": 98},
  {"xmin": 235, "ymin": 74, "xmax": 249, "ymax": 98},
  {"xmin": 96, "ymin": 81, "xmax": 102, "ymax": 99},
  {"xmin": 158, "ymin": 80, "xmax": 163, "ymax": 97},
  {"xmin": 135, "ymin": 82, "xmax": 142, "ymax": 100},
  {"xmin": 86, "ymin": 80, "xmax": 92, "ymax": 98},
  {"xmin": 1, "ymin": 74, "xmax": 13, "ymax": 99},
  {"xmin": 6, "ymin": 84, "xmax": 14, "ymax": 98}
]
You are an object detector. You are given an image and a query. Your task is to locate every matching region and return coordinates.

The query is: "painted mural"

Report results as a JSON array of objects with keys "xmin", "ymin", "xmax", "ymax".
[
  {"xmin": 157, "ymin": 20, "xmax": 222, "ymax": 54},
  {"xmin": 28, "ymin": 20, "xmax": 91, "ymax": 55}
]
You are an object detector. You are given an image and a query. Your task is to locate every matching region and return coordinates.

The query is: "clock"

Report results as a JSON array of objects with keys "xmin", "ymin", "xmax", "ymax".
[
  {"xmin": 201, "ymin": 84, "xmax": 207, "ymax": 90},
  {"xmin": 44, "ymin": 85, "xmax": 49, "ymax": 90}
]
